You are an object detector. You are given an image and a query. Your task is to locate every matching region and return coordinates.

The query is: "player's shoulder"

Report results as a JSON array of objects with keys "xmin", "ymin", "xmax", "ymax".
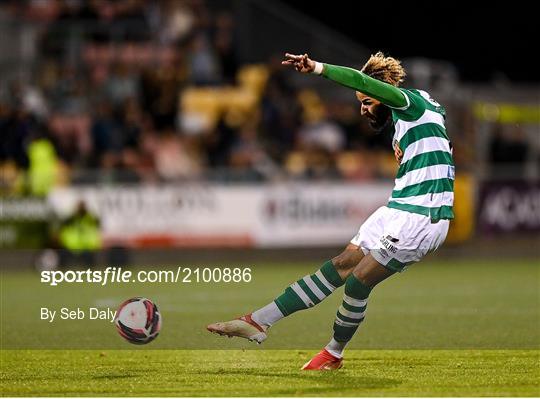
[
  {"xmin": 392, "ymin": 88, "xmax": 446, "ymax": 122},
  {"xmin": 405, "ymin": 89, "xmax": 444, "ymax": 110}
]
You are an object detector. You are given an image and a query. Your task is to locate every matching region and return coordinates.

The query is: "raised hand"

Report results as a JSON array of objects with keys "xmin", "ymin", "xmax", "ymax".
[{"xmin": 281, "ymin": 53, "xmax": 316, "ymax": 73}]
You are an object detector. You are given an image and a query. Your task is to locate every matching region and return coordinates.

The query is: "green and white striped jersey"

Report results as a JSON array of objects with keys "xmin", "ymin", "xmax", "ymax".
[
  {"xmin": 388, "ymin": 89, "xmax": 454, "ymax": 221},
  {"xmin": 318, "ymin": 63, "xmax": 454, "ymax": 221}
]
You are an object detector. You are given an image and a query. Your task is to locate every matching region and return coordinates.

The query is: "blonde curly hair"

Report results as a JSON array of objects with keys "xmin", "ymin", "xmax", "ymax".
[{"xmin": 361, "ymin": 52, "xmax": 406, "ymax": 87}]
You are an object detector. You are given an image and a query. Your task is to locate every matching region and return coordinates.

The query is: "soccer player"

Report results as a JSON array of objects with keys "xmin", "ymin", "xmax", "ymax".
[{"xmin": 207, "ymin": 52, "xmax": 454, "ymax": 370}]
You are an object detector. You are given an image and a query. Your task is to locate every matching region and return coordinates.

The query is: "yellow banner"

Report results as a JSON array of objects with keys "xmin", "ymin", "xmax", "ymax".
[
  {"xmin": 473, "ymin": 102, "xmax": 540, "ymax": 124},
  {"xmin": 446, "ymin": 173, "xmax": 475, "ymax": 243}
]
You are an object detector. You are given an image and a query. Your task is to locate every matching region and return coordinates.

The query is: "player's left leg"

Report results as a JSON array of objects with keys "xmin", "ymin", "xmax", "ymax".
[
  {"xmin": 250, "ymin": 244, "xmax": 364, "ymax": 326},
  {"xmin": 302, "ymin": 254, "xmax": 393, "ymax": 370},
  {"xmin": 206, "ymin": 244, "xmax": 363, "ymax": 343},
  {"xmin": 206, "ymin": 206, "xmax": 392, "ymax": 343}
]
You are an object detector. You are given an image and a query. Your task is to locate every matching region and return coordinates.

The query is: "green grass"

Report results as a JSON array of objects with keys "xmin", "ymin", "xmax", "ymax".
[
  {"xmin": 1, "ymin": 259, "xmax": 539, "ymax": 395},
  {"xmin": 1, "ymin": 349, "xmax": 539, "ymax": 396}
]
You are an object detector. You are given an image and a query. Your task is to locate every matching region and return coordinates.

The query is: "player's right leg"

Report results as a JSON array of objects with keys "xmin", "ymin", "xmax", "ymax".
[
  {"xmin": 303, "ymin": 206, "xmax": 451, "ymax": 369},
  {"xmin": 302, "ymin": 254, "xmax": 393, "ymax": 370},
  {"xmin": 206, "ymin": 244, "xmax": 363, "ymax": 343}
]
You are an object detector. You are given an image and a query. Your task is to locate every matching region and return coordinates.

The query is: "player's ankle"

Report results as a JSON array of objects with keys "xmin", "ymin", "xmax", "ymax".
[
  {"xmin": 325, "ymin": 338, "xmax": 347, "ymax": 359},
  {"xmin": 248, "ymin": 313, "xmax": 270, "ymax": 331},
  {"xmin": 324, "ymin": 347, "xmax": 343, "ymax": 359},
  {"xmin": 239, "ymin": 313, "xmax": 268, "ymax": 333},
  {"xmin": 251, "ymin": 302, "xmax": 283, "ymax": 329}
]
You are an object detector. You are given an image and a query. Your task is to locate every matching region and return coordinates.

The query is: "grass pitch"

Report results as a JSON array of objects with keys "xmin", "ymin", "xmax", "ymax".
[
  {"xmin": 1, "ymin": 349, "xmax": 538, "ymax": 396},
  {"xmin": 1, "ymin": 259, "xmax": 539, "ymax": 396}
]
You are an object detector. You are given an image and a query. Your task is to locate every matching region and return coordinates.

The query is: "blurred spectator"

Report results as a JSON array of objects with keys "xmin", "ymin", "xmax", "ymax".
[
  {"xmin": 188, "ymin": 32, "xmax": 222, "ymax": 85},
  {"xmin": 48, "ymin": 111, "xmax": 92, "ymax": 165},
  {"xmin": 56, "ymin": 200, "xmax": 101, "ymax": 268},
  {"xmin": 49, "ymin": 65, "xmax": 89, "ymax": 114},
  {"xmin": 26, "ymin": 132, "xmax": 60, "ymax": 196},
  {"xmin": 90, "ymin": 101, "xmax": 121, "ymax": 165},
  {"xmin": 259, "ymin": 57, "xmax": 303, "ymax": 161},
  {"xmin": 15, "ymin": 81, "xmax": 49, "ymax": 120},
  {"xmin": 158, "ymin": 0, "xmax": 196, "ymax": 44},
  {"xmin": 227, "ymin": 116, "xmax": 280, "ymax": 181},
  {"xmin": 213, "ymin": 12, "xmax": 239, "ymax": 84},
  {"xmin": 105, "ymin": 63, "xmax": 140, "ymax": 106},
  {"xmin": 120, "ymin": 98, "xmax": 144, "ymax": 149},
  {"xmin": 154, "ymin": 131, "xmax": 203, "ymax": 180},
  {"xmin": 0, "ymin": 106, "xmax": 32, "ymax": 169},
  {"xmin": 140, "ymin": 49, "xmax": 186, "ymax": 129},
  {"xmin": 297, "ymin": 116, "xmax": 346, "ymax": 154},
  {"xmin": 1, "ymin": 0, "xmax": 445, "ymax": 190},
  {"xmin": 205, "ymin": 114, "xmax": 237, "ymax": 168}
]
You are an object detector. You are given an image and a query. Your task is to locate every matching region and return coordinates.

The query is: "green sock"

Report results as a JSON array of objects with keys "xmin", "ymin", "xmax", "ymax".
[
  {"xmin": 332, "ymin": 274, "xmax": 371, "ymax": 343},
  {"xmin": 274, "ymin": 261, "xmax": 344, "ymax": 316}
]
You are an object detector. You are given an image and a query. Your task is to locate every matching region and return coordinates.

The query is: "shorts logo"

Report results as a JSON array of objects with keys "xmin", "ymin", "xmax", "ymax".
[
  {"xmin": 385, "ymin": 235, "xmax": 399, "ymax": 243},
  {"xmin": 380, "ymin": 235, "xmax": 399, "ymax": 254}
]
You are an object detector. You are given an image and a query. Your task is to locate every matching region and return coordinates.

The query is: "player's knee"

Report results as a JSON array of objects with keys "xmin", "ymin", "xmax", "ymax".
[
  {"xmin": 353, "ymin": 269, "xmax": 370, "ymax": 285},
  {"xmin": 353, "ymin": 267, "xmax": 377, "ymax": 288},
  {"xmin": 331, "ymin": 257, "xmax": 347, "ymax": 271},
  {"xmin": 332, "ymin": 251, "xmax": 361, "ymax": 271}
]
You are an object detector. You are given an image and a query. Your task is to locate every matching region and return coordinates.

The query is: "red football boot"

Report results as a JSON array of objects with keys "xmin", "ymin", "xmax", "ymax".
[{"xmin": 301, "ymin": 349, "xmax": 343, "ymax": 370}]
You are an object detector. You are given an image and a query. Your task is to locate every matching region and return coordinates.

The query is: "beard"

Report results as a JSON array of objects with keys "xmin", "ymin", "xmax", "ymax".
[{"xmin": 366, "ymin": 104, "xmax": 392, "ymax": 133}]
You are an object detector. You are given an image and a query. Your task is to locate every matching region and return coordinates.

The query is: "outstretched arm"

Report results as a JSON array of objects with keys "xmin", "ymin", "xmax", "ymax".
[{"xmin": 282, "ymin": 53, "xmax": 408, "ymax": 109}]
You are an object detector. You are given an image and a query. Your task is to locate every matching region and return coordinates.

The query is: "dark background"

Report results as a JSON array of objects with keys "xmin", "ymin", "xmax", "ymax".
[{"xmin": 286, "ymin": 0, "xmax": 538, "ymax": 82}]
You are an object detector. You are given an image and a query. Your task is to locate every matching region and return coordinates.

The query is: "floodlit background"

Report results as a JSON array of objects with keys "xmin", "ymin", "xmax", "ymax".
[
  {"xmin": 0, "ymin": 2, "xmax": 539, "ymax": 397},
  {"xmin": 1, "ymin": 0, "xmax": 538, "ymax": 260},
  {"xmin": 0, "ymin": 0, "xmax": 538, "ymax": 349}
]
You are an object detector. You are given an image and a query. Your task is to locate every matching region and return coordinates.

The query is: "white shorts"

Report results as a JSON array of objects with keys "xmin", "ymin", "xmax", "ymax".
[{"xmin": 350, "ymin": 206, "xmax": 449, "ymax": 272}]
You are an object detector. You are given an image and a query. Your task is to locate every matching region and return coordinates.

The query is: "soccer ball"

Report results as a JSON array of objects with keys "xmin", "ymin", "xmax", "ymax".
[{"xmin": 114, "ymin": 297, "xmax": 162, "ymax": 344}]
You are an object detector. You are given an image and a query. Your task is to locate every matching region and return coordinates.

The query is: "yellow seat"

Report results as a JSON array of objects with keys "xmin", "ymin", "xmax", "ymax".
[{"xmin": 179, "ymin": 64, "xmax": 270, "ymax": 130}]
